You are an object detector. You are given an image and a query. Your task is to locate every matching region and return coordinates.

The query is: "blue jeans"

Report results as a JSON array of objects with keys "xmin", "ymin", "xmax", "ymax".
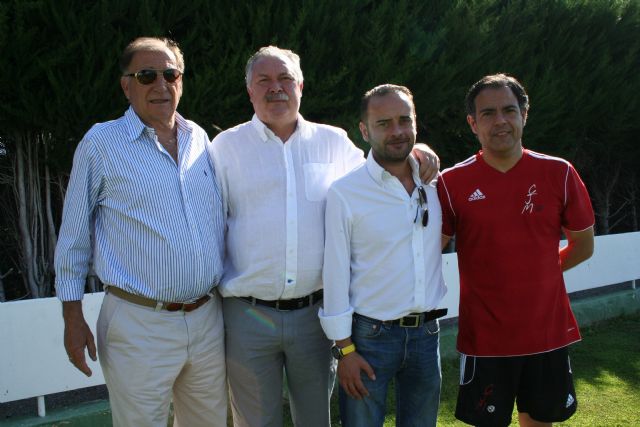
[{"xmin": 339, "ymin": 314, "xmax": 442, "ymax": 427}]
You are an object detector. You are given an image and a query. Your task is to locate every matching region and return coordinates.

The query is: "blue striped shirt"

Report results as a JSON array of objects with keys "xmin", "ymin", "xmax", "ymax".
[{"xmin": 55, "ymin": 107, "xmax": 224, "ymax": 302}]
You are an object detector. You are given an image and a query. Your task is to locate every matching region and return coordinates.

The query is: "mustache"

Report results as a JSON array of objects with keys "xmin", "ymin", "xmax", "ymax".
[{"xmin": 266, "ymin": 93, "xmax": 290, "ymax": 102}]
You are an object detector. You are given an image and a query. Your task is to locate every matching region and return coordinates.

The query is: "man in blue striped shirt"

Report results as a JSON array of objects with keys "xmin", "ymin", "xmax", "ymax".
[{"xmin": 54, "ymin": 37, "xmax": 226, "ymax": 427}]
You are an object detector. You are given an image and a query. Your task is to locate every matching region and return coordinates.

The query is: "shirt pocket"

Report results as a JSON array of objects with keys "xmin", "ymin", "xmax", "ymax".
[{"xmin": 303, "ymin": 162, "xmax": 336, "ymax": 202}]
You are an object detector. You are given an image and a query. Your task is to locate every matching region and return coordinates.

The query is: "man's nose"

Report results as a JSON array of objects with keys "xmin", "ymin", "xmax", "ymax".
[
  {"xmin": 389, "ymin": 122, "xmax": 404, "ymax": 136},
  {"xmin": 267, "ymin": 80, "xmax": 283, "ymax": 92},
  {"xmin": 494, "ymin": 111, "xmax": 508, "ymax": 123},
  {"xmin": 151, "ymin": 73, "xmax": 169, "ymax": 89}
]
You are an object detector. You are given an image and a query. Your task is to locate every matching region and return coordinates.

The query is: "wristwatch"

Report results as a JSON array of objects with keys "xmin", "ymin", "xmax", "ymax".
[{"xmin": 331, "ymin": 343, "xmax": 356, "ymax": 360}]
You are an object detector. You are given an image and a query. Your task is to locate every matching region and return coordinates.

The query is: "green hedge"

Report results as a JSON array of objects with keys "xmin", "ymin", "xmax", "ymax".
[{"xmin": 0, "ymin": 0, "xmax": 638, "ymax": 241}]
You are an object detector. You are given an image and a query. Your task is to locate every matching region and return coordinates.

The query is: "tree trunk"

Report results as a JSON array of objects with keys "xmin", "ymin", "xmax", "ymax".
[
  {"xmin": 0, "ymin": 268, "xmax": 13, "ymax": 302},
  {"xmin": 588, "ymin": 158, "xmax": 620, "ymax": 235},
  {"xmin": 628, "ymin": 173, "xmax": 638, "ymax": 232},
  {"xmin": 0, "ymin": 276, "xmax": 6, "ymax": 302},
  {"xmin": 13, "ymin": 132, "xmax": 57, "ymax": 298},
  {"xmin": 43, "ymin": 138, "xmax": 57, "ymax": 295},
  {"xmin": 14, "ymin": 133, "xmax": 39, "ymax": 298}
]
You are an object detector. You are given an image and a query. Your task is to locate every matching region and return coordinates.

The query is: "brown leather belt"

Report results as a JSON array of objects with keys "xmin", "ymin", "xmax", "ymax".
[
  {"xmin": 239, "ymin": 289, "xmax": 323, "ymax": 311},
  {"xmin": 107, "ymin": 286, "xmax": 212, "ymax": 312},
  {"xmin": 355, "ymin": 308, "xmax": 448, "ymax": 328}
]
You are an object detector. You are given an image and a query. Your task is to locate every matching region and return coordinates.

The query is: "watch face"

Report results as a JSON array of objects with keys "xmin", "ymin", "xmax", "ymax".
[{"xmin": 331, "ymin": 345, "xmax": 343, "ymax": 360}]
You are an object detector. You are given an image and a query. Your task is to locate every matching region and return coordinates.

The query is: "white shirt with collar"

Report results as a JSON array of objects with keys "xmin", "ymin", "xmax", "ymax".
[
  {"xmin": 319, "ymin": 153, "xmax": 447, "ymax": 341},
  {"xmin": 208, "ymin": 114, "xmax": 364, "ymax": 300}
]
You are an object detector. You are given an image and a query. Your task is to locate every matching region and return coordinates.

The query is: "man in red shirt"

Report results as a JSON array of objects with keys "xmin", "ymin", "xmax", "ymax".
[{"xmin": 438, "ymin": 74, "xmax": 595, "ymax": 427}]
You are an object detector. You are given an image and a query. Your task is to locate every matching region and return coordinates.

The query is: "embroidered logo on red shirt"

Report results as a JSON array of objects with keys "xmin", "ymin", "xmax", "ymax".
[{"xmin": 522, "ymin": 184, "xmax": 537, "ymax": 214}]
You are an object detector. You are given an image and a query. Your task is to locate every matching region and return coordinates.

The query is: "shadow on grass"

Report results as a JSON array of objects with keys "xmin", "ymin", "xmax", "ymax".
[{"xmin": 570, "ymin": 315, "xmax": 640, "ymax": 389}]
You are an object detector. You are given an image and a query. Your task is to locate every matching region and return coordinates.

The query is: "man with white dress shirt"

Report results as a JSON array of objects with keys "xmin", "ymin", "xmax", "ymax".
[
  {"xmin": 319, "ymin": 84, "xmax": 447, "ymax": 427},
  {"xmin": 55, "ymin": 37, "xmax": 226, "ymax": 426},
  {"xmin": 208, "ymin": 47, "xmax": 439, "ymax": 426}
]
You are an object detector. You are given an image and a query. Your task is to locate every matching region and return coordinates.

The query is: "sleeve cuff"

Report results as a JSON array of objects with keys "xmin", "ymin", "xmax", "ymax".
[
  {"xmin": 318, "ymin": 306, "xmax": 354, "ymax": 340},
  {"xmin": 55, "ymin": 279, "xmax": 87, "ymax": 301}
]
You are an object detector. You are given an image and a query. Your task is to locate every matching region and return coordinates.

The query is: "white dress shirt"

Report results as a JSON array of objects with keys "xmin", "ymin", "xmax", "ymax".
[
  {"xmin": 319, "ymin": 153, "xmax": 447, "ymax": 340},
  {"xmin": 208, "ymin": 114, "xmax": 364, "ymax": 300}
]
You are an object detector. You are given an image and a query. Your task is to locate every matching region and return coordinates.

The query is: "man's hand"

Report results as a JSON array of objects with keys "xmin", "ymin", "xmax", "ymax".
[
  {"xmin": 337, "ymin": 352, "xmax": 376, "ymax": 400},
  {"xmin": 62, "ymin": 301, "xmax": 97, "ymax": 377},
  {"xmin": 412, "ymin": 143, "xmax": 440, "ymax": 183}
]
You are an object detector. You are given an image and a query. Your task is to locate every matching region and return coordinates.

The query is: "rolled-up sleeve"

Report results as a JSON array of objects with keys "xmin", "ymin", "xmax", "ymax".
[
  {"xmin": 318, "ymin": 186, "xmax": 354, "ymax": 340},
  {"xmin": 54, "ymin": 137, "xmax": 103, "ymax": 301}
]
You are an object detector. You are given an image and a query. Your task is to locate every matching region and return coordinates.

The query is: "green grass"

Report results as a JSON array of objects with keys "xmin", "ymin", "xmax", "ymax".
[
  {"xmin": 285, "ymin": 314, "xmax": 640, "ymax": 426},
  {"xmin": 16, "ymin": 314, "xmax": 635, "ymax": 426}
]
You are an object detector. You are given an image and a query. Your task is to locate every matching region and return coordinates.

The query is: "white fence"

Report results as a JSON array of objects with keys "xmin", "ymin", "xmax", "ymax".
[{"xmin": 1, "ymin": 232, "xmax": 639, "ymax": 416}]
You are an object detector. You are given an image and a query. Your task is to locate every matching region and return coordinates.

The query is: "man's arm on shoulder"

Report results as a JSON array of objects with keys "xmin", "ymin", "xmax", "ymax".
[
  {"xmin": 62, "ymin": 301, "xmax": 97, "ymax": 376},
  {"xmin": 560, "ymin": 226, "xmax": 594, "ymax": 271},
  {"xmin": 411, "ymin": 143, "xmax": 440, "ymax": 183},
  {"xmin": 441, "ymin": 234, "xmax": 452, "ymax": 250}
]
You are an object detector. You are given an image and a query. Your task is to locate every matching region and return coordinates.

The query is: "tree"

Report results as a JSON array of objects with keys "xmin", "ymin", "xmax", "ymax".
[{"xmin": 1, "ymin": 0, "xmax": 639, "ymax": 300}]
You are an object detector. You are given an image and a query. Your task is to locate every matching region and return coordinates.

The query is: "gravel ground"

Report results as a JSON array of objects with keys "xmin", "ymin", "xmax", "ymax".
[{"xmin": 0, "ymin": 385, "xmax": 108, "ymax": 422}]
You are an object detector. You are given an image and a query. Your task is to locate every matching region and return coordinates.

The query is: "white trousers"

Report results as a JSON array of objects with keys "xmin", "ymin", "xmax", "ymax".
[{"xmin": 97, "ymin": 292, "xmax": 227, "ymax": 427}]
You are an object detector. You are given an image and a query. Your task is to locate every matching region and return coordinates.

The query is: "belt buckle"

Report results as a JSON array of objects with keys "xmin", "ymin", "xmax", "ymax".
[
  {"xmin": 399, "ymin": 314, "xmax": 421, "ymax": 328},
  {"xmin": 274, "ymin": 301, "xmax": 290, "ymax": 312}
]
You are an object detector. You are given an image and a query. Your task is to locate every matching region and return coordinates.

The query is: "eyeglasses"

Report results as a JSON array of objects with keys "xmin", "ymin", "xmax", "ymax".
[
  {"xmin": 123, "ymin": 69, "xmax": 182, "ymax": 85},
  {"xmin": 414, "ymin": 186, "xmax": 429, "ymax": 227}
]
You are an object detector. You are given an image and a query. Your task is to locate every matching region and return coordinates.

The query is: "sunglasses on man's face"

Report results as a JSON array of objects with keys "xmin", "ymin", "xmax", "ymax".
[{"xmin": 124, "ymin": 68, "xmax": 182, "ymax": 85}]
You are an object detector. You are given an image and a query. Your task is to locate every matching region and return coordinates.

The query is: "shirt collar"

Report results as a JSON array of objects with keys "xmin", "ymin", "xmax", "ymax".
[
  {"xmin": 365, "ymin": 150, "xmax": 421, "ymax": 187},
  {"xmin": 250, "ymin": 113, "xmax": 307, "ymax": 143},
  {"xmin": 123, "ymin": 106, "xmax": 191, "ymax": 142}
]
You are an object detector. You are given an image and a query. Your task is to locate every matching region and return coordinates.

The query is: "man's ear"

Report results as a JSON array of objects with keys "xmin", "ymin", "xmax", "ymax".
[
  {"xmin": 522, "ymin": 109, "xmax": 528, "ymax": 127},
  {"xmin": 466, "ymin": 114, "xmax": 478, "ymax": 135},
  {"xmin": 359, "ymin": 121, "xmax": 369, "ymax": 142},
  {"xmin": 121, "ymin": 77, "xmax": 130, "ymax": 101}
]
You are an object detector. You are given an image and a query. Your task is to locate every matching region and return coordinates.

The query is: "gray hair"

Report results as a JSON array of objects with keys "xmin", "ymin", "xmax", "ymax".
[
  {"xmin": 120, "ymin": 37, "xmax": 185, "ymax": 73},
  {"xmin": 245, "ymin": 46, "xmax": 303, "ymax": 86}
]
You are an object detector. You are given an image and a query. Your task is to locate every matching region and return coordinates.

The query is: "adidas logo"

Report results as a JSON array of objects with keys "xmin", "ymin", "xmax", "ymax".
[
  {"xmin": 468, "ymin": 189, "xmax": 486, "ymax": 201},
  {"xmin": 566, "ymin": 394, "xmax": 575, "ymax": 408}
]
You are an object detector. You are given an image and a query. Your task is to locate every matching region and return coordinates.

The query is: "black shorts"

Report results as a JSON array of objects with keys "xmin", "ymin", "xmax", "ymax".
[{"xmin": 455, "ymin": 347, "xmax": 577, "ymax": 427}]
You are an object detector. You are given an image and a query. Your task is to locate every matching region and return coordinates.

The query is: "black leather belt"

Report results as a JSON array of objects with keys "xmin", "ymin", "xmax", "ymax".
[
  {"xmin": 239, "ymin": 289, "xmax": 323, "ymax": 311},
  {"xmin": 355, "ymin": 308, "xmax": 448, "ymax": 328}
]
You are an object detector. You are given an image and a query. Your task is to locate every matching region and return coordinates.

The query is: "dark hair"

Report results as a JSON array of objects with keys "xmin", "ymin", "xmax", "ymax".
[
  {"xmin": 360, "ymin": 84, "xmax": 415, "ymax": 122},
  {"xmin": 119, "ymin": 37, "xmax": 185, "ymax": 73},
  {"xmin": 465, "ymin": 73, "xmax": 529, "ymax": 116}
]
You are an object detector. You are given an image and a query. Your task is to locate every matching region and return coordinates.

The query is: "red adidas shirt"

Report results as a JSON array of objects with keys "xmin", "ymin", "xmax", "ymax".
[{"xmin": 438, "ymin": 149, "xmax": 594, "ymax": 356}]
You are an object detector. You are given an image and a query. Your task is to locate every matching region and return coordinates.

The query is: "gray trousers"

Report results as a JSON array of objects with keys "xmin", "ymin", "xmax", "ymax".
[{"xmin": 223, "ymin": 296, "xmax": 335, "ymax": 427}]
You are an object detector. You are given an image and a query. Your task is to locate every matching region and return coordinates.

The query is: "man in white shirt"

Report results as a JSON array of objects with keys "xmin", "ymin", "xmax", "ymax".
[
  {"xmin": 319, "ymin": 85, "xmax": 448, "ymax": 427},
  {"xmin": 209, "ymin": 47, "xmax": 439, "ymax": 427}
]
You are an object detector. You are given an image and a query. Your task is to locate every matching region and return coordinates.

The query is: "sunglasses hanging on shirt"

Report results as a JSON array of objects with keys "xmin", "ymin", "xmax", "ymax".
[{"xmin": 414, "ymin": 186, "xmax": 429, "ymax": 227}]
